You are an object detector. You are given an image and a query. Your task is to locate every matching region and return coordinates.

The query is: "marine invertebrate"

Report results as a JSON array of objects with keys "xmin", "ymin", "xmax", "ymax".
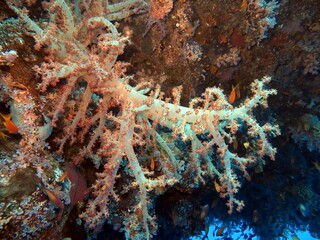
[{"xmin": 7, "ymin": 0, "xmax": 280, "ymax": 239}]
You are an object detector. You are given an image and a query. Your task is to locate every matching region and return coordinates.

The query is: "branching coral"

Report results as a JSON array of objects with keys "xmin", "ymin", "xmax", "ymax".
[{"xmin": 7, "ymin": 0, "xmax": 280, "ymax": 239}]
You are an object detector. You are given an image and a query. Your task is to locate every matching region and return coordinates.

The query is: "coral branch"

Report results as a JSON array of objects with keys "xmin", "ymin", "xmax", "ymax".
[{"xmin": 8, "ymin": 0, "xmax": 280, "ymax": 239}]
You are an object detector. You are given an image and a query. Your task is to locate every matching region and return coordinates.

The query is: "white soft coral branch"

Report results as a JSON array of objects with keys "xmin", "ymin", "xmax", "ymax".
[{"xmin": 9, "ymin": 0, "xmax": 280, "ymax": 239}]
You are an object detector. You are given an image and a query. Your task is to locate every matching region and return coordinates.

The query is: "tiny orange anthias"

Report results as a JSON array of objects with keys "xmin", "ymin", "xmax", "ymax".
[
  {"xmin": 228, "ymin": 85, "xmax": 241, "ymax": 104},
  {"xmin": 0, "ymin": 113, "xmax": 18, "ymax": 134}
]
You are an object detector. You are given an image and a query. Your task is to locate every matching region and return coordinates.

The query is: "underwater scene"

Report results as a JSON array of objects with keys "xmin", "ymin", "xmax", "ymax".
[{"xmin": 0, "ymin": 0, "xmax": 319, "ymax": 239}]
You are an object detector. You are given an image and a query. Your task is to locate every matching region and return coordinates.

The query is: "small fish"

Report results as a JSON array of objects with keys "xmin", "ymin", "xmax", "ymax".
[
  {"xmin": 233, "ymin": 138, "xmax": 238, "ymax": 150},
  {"xmin": 241, "ymin": 0, "xmax": 248, "ymax": 12},
  {"xmin": 156, "ymin": 186, "xmax": 166, "ymax": 194},
  {"xmin": 38, "ymin": 178, "xmax": 64, "ymax": 209},
  {"xmin": 252, "ymin": 209, "xmax": 259, "ymax": 223},
  {"xmin": 216, "ymin": 226, "xmax": 225, "ymax": 236},
  {"xmin": 43, "ymin": 188, "xmax": 64, "ymax": 209},
  {"xmin": 204, "ymin": 221, "xmax": 209, "ymax": 236},
  {"xmin": 0, "ymin": 113, "xmax": 18, "ymax": 134},
  {"xmin": 229, "ymin": 86, "xmax": 236, "ymax": 104},
  {"xmin": 58, "ymin": 171, "xmax": 68, "ymax": 182},
  {"xmin": 243, "ymin": 142, "xmax": 250, "ymax": 149},
  {"xmin": 245, "ymin": 174, "xmax": 251, "ymax": 182},
  {"xmin": 211, "ymin": 199, "xmax": 219, "ymax": 208},
  {"xmin": 200, "ymin": 204, "xmax": 209, "ymax": 220},
  {"xmin": 7, "ymin": 82, "xmax": 28, "ymax": 90},
  {"xmin": 214, "ymin": 180, "xmax": 221, "ymax": 192},
  {"xmin": 299, "ymin": 203, "xmax": 309, "ymax": 217},
  {"xmin": 150, "ymin": 158, "xmax": 155, "ymax": 171},
  {"xmin": 291, "ymin": 235, "xmax": 300, "ymax": 240},
  {"xmin": 228, "ymin": 85, "xmax": 239, "ymax": 104}
]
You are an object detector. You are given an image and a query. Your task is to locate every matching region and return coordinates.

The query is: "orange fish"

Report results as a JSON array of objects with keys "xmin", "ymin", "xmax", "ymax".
[
  {"xmin": 43, "ymin": 188, "xmax": 64, "ymax": 209},
  {"xmin": 150, "ymin": 158, "xmax": 155, "ymax": 171},
  {"xmin": 200, "ymin": 204, "xmax": 209, "ymax": 220},
  {"xmin": 214, "ymin": 180, "xmax": 221, "ymax": 192},
  {"xmin": 7, "ymin": 82, "xmax": 28, "ymax": 90},
  {"xmin": 228, "ymin": 85, "xmax": 237, "ymax": 104},
  {"xmin": 0, "ymin": 113, "xmax": 18, "ymax": 134},
  {"xmin": 216, "ymin": 226, "xmax": 226, "ymax": 236},
  {"xmin": 291, "ymin": 235, "xmax": 300, "ymax": 240},
  {"xmin": 58, "ymin": 171, "xmax": 68, "ymax": 182},
  {"xmin": 228, "ymin": 85, "xmax": 240, "ymax": 104},
  {"xmin": 241, "ymin": 0, "xmax": 248, "ymax": 12}
]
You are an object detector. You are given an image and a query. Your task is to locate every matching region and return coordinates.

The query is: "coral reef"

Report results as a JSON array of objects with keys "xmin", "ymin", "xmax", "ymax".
[{"xmin": 0, "ymin": 0, "xmax": 319, "ymax": 240}]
